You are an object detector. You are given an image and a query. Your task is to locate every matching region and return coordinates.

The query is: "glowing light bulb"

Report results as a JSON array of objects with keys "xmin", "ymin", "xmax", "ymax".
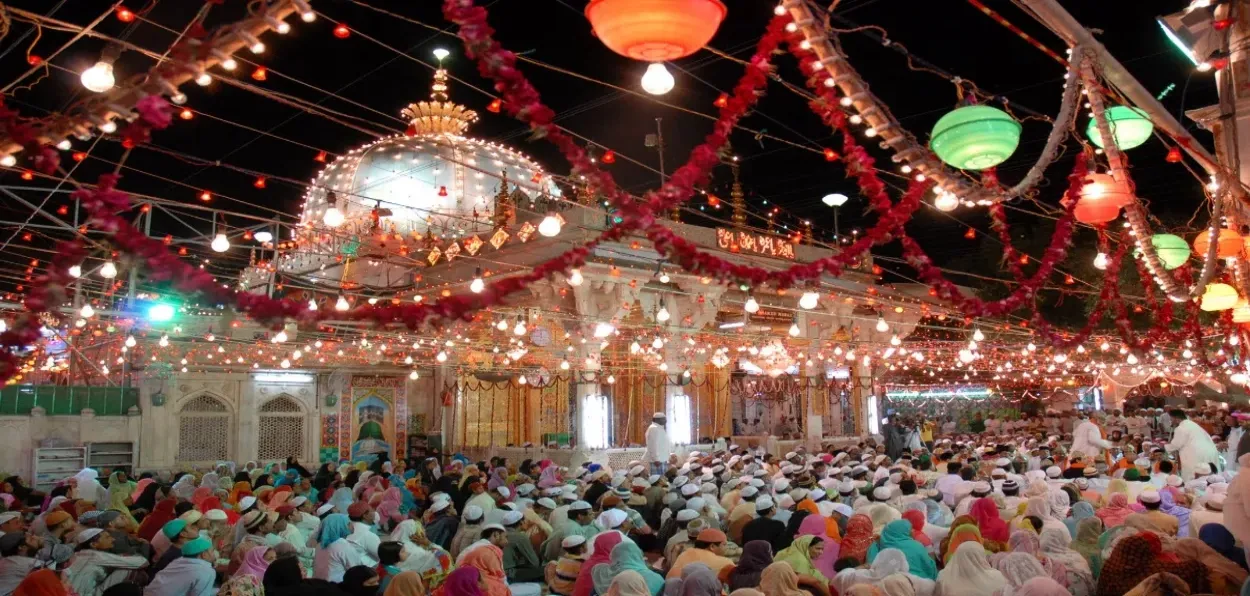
[
  {"xmin": 656, "ymin": 301, "xmax": 670, "ymax": 322},
  {"xmin": 513, "ymin": 317, "xmax": 527, "ymax": 336},
  {"xmin": 253, "ymin": 231, "xmax": 273, "ymax": 243},
  {"xmin": 744, "ymin": 296, "xmax": 760, "ymax": 314},
  {"xmin": 195, "ymin": 72, "xmax": 212, "ymax": 86},
  {"xmin": 890, "ymin": 334, "xmax": 901, "ymax": 346},
  {"xmin": 158, "ymin": 334, "xmax": 169, "ymax": 347},
  {"xmin": 607, "ymin": 374, "xmax": 616, "ymax": 384},
  {"xmin": 125, "ymin": 335, "xmax": 137, "ymax": 348},
  {"xmin": 470, "ymin": 268, "xmax": 485, "ymax": 293},
  {"xmin": 99, "ymin": 261, "xmax": 118, "ymax": 279},
  {"xmin": 307, "ymin": 299, "xmax": 318, "ymax": 311},
  {"xmin": 567, "ymin": 269, "xmax": 583, "ymax": 286},
  {"xmin": 538, "ymin": 212, "xmax": 562, "ymax": 237},
  {"xmin": 875, "ymin": 316, "xmax": 889, "ymax": 333},
  {"xmin": 1127, "ymin": 353, "xmax": 1139, "ymax": 365},
  {"xmin": 409, "ymin": 370, "xmax": 419, "ymax": 380},
  {"xmin": 273, "ymin": 330, "xmax": 287, "ymax": 343},
  {"xmin": 799, "ymin": 291, "xmax": 819, "ymax": 310},
  {"xmin": 973, "ymin": 328, "xmax": 985, "ymax": 342},
  {"xmin": 80, "ymin": 61, "xmax": 115, "ymax": 93},
  {"xmin": 56, "ymin": 140, "xmax": 71, "ymax": 151},
  {"xmin": 933, "ymin": 191, "xmax": 959, "ymax": 212},
  {"xmin": 630, "ymin": 341, "xmax": 641, "ymax": 354},
  {"xmin": 68, "ymin": 264, "xmax": 82, "ymax": 278},
  {"xmin": 335, "ymin": 295, "xmax": 350, "ymax": 311},
  {"xmin": 1027, "ymin": 342, "xmax": 1037, "ymax": 352},
  {"xmin": 1100, "ymin": 341, "xmax": 1110, "ymax": 351},
  {"xmin": 436, "ymin": 351, "xmax": 448, "ymax": 362},
  {"xmin": 651, "ymin": 337, "xmax": 664, "ymax": 349},
  {"xmin": 789, "ymin": 320, "xmax": 801, "ymax": 337},
  {"xmin": 80, "ymin": 304, "xmax": 95, "ymax": 318},
  {"xmin": 560, "ymin": 359, "xmax": 570, "ymax": 370},
  {"xmin": 959, "ymin": 349, "xmax": 975, "ymax": 363},
  {"xmin": 99, "ymin": 121, "xmax": 118, "ymax": 134},
  {"xmin": 0, "ymin": 155, "xmax": 14, "ymax": 167},
  {"xmin": 593, "ymin": 322, "xmax": 615, "ymax": 338},
  {"xmin": 496, "ymin": 319, "xmax": 508, "ymax": 332},
  {"xmin": 280, "ymin": 358, "xmax": 291, "ymax": 368},
  {"xmin": 211, "ymin": 233, "xmax": 230, "ymax": 252},
  {"xmin": 640, "ymin": 63, "xmax": 675, "ymax": 95},
  {"xmin": 1093, "ymin": 252, "xmax": 1108, "ymax": 270},
  {"xmin": 323, "ymin": 207, "xmax": 344, "ymax": 227}
]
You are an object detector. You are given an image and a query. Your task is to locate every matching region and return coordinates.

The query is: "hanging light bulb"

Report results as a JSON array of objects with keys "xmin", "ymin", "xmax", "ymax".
[
  {"xmin": 875, "ymin": 316, "xmax": 889, "ymax": 333},
  {"xmin": 68, "ymin": 264, "xmax": 82, "ymax": 278},
  {"xmin": 334, "ymin": 294, "xmax": 350, "ymax": 311},
  {"xmin": 659, "ymin": 272, "xmax": 671, "ymax": 283},
  {"xmin": 744, "ymin": 295, "xmax": 760, "ymax": 314},
  {"xmin": 409, "ymin": 370, "xmax": 420, "ymax": 380},
  {"xmin": 651, "ymin": 337, "xmax": 664, "ymax": 349},
  {"xmin": 100, "ymin": 261, "xmax": 118, "ymax": 279},
  {"xmin": 789, "ymin": 317, "xmax": 801, "ymax": 337},
  {"xmin": 1127, "ymin": 353, "xmax": 1139, "ymax": 365},
  {"xmin": 323, "ymin": 207, "xmax": 344, "ymax": 227},
  {"xmin": 567, "ymin": 268, "xmax": 583, "ymax": 286},
  {"xmin": 470, "ymin": 267, "xmax": 485, "ymax": 293},
  {"xmin": 593, "ymin": 322, "xmax": 615, "ymax": 338},
  {"xmin": 538, "ymin": 211, "xmax": 562, "ymax": 237},
  {"xmin": 607, "ymin": 374, "xmax": 616, "ymax": 384},
  {"xmin": 1093, "ymin": 252, "xmax": 1109, "ymax": 270},
  {"xmin": 656, "ymin": 300, "xmax": 670, "ymax": 322},
  {"xmin": 158, "ymin": 334, "xmax": 169, "ymax": 347},
  {"xmin": 630, "ymin": 341, "xmax": 642, "ymax": 354},
  {"xmin": 80, "ymin": 304, "xmax": 95, "ymax": 318},
  {"xmin": 280, "ymin": 358, "xmax": 291, "ymax": 368},
  {"xmin": 80, "ymin": 59, "xmax": 116, "ymax": 93},
  {"xmin": 513, "ymin": 316, "xmax": 527, "ymax": 336},
  {"xmin": 890, "ymin": 334, "xmax": 901, "ymax": 346},
  {"xmin": 436, "ymin": 350, "xmax": 448, "ymax": 362},
  {"xmin": 496, "ymin": 319, "xmax": 509, "ymax": 332},
  {"xmin": 211, "ymin": 233, "xmax": 230, "ymax": 252},
  {"xmin": 641, "ymin": 63, "xmax": 675, "ymax": 95},
  {"xmin": 973, "ymin": 328, "xmax": 985, "ymax": 342},
  {"xmin": 799, "ymin": 291, "xmax": 819, "ymax": 310},
  {"xmin": 273, "ymin": 330, "xmax": 287, "ymax": 343},
  {"xmin": 125, "ymin": 335, "xmax": 137, "ymax": 348},
  {"xmin": 307, "ymin": 299, "xmax": 318, "ymax": 311}
]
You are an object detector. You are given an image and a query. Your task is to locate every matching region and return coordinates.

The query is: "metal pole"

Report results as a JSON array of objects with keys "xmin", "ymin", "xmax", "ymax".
[{"xmin": 833, "ymin": 207, "xmax": 840, "ymax": 242}]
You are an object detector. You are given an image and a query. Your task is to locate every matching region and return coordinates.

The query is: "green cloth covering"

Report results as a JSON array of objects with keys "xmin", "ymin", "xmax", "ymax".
[{"xmin": 774, "ymin": 535, "xmax": 831, "ymax": 584}]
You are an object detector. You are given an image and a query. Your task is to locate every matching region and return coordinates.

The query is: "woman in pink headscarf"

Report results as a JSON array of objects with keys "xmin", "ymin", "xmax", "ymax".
[
  {"xmin": 130, "ymin": 478, "xmax": 155, "ymax": 504},
  {"xmin": 190, "ymin": 486, "xmax": 213, "ymax": 509},
  {"xmin": 796, "ymin": 514, "xmax": 839, "ymax": 580},
  {"xmin": 572, "ymin": 532, "xmax": 624, "ymax": 596},
  {"xmin": 1096, "ymin": 493, "xmax": 1135, "ymax": 528},
  {"xmin": 234, "ymin": 545, "xmax": 273, "ymax": 581},
  {"xmin": 375, "ymin": 487, "xmax": 405, "ymax": 532},
  {"xmin": 538, "ymin": 465, "xmax": 562, "ymax": 489}
]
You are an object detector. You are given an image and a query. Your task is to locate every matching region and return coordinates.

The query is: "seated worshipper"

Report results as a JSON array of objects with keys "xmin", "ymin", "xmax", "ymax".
[
  {"xmin": 727, "ymin": 486, "xmax": 759, "ymax": 544},
  {"xmin": 1124, "ymin": 489, "xmax": 1180, "ymax": 536},
  {"xmin": 544, "ymin": 535, "xmax": 586, "ymax": 596},
  {"xmin": 795, "ymin": 514, "xmax": 839, "ymax": 581},
  {"xmin": 64, "ymin": 529, "xmax": 148, "ymax": 596},
  {"xmin": 375, "ymin": 541, "xmax": 405, "ymax": 593},
  {"xmin": 727, "ymin": 540, "xmax": 773, "ymax": 592},
  {"xmin": 666, "ymin": 528, "xmax": 733, "ymax": 579},
  {"xmin": 1095, "ymin": 533, "xmax": 1210, "ymax": 596},
  {"xmin": 1166, "ymin": 534, "xmax": 1248, "ymax": 594},
  {"xmin": 838, "ymin": 513, "xmax": 876, "ymax": 564},
  {"xmin": 740, "ymin": 496, "xmax": 787, "ymax": 552},
  {"xmin": 149, "ymin": 519, "xmax": 200, "ymax": 575},
  {"xmin": 33, "ymin": 509, "xmax": 75, "ymax": 567},
  {"xmin": 663, "ymin": 563, "xmax": 723, "ymax": 596},
  {"xmin": 936, "ymin": 540, "xmax": 1007, "ymax": 596},
  {"xmin": 0, "ymin": 531, "xmax": 44, "ymax": 595},
  {"xmin": 1095, "ymin": 492, "xmax": 1135, "ymax": 529},
  {"xmin": 144, "ymin": 537, "xmax": 216, "ymax": 596},
  {"xmin": 314, "ymin": 513, "xmax": 361, "ymax": 582},
  {"xmin": 543, "ymin": 500, "xmax": 597, "ymax": 563},
  {"xmin": 994, "ymin": 552, "xmax": 1053, "ymax": 594},
  {"xmin": 346, "ymin": 501, "xmax": 382, "ymax": 567},
  {"xmin": 773, "ymin": 534, "xmax": 834, "ymax": 593},
  {"xmin": 868, "ymin": 519, "xmax": 938, "ymax": 580},
  {"xmin": 388, "ymin": 519, "xmax": 452, "ymax": 586},
  {"xmin": 759, "ymin": 561, "xmax": 812, "ymax": 596},
  {"xmin": 423, "ymin": 499, "xmax": 459, "ymax": 551},
  {"xmin": 460, "ymin": 527, "xmax": 539, "ymax": 596},
  {"xmin": 1190, "ymin": 492, "xmax": 1225, "ymax": 536},
  {"xmin": 231, "ymin": 510, "xmax": 278, "ymax": 574},
  {"xmin": 452, "ymin": 505, "xmax": 486, "ymax": 560},
  {"xmin": 1196, "ymin": 523, "xmax": 1248, "ymax": 576},
  {"xmin": 590, "ymin": 540, "xmax": 665, "ymax": 596},
  {"xmin": 833, "ymin": 547, "xmax": 937, "ymax": 596},
  {"xmin": 500, "ymin": 510, "xmax": 543, "ymax": 582}
]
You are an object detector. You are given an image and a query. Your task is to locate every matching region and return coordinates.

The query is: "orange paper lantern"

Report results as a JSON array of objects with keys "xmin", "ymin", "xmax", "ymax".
[
  {"xmin": 1075, "ymin": 173, "xmax": 1132, "ymax": 224},
  {"xmin": 1193, "ymin": 227, "xmax": 1243, "ymax": 259},
  {"xmin": 585, "ymin": 0, "xmax": 727, "ymax": 62}
]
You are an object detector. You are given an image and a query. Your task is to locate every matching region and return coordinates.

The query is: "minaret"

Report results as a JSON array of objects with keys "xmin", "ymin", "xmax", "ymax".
[
  {"xmin": 494, "ymin": 171, "xmax": 515, "ymax": 228},
  {"xmin": 730, "ymin": 158, "xmax": 747, "ymax": 230}
]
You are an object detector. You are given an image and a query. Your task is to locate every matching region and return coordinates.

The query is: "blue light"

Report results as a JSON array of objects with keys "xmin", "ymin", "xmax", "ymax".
[{"xmin": 147, "ymin": 303, "xmax": 175, "ymax": 322}]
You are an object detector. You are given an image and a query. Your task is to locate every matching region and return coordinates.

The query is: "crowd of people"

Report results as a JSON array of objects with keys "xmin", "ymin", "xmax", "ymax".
[{"xmin": 0, "ymin": 407, "xmax": 1246, "ymax": 595}]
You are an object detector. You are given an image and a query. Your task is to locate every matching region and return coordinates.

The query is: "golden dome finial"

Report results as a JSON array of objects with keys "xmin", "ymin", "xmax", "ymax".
[{"xmin": 401, "ymin": 61, "xmax": 479, "ymax": 136}]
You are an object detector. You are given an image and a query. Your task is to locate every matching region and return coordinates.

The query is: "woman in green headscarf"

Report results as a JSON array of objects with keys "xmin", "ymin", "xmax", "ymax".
[
  {"xmin": 773, "ymin": 534, "xmax": 832, "ymax": 592},
  {"xmin": 867, "ymin": 519, "xmax": 938, "ymax": 580},
  {"xmin": 1070, "ymin": 517, "xmax": 1105, "ymax": 578},
  {"xmin": 592, "ymin": 541, "xmax": 665, "ymax": 595},
  {"xmin": 106, "ymin": 471, "xmax": 137, "ymax": 525}
]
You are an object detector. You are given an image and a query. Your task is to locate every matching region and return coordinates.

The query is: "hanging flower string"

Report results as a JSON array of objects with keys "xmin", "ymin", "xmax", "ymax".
[{"xmin": 1028, "ymin": 225, "xmax": 1125, "ymax": 351}]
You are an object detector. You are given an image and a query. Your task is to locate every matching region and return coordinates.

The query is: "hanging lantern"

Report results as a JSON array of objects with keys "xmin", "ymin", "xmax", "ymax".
[
  {"xmin": 1193, "ymin": 228, "xmax": 1243, "ymax": 259},
  {"xmin": 1075, "ymin": 173, "xmax": 1132, "ymax": 224},
  {"xmin": 1200, "ymin": 282, "xmax": 1239, "ymax": 311},
  {"xmin": 1086, "ymin": 106, "xmax": 1153, "ymax": 150},
  {"xmin": 584, "ymin": 0, "xmax": 727, "ymax": 62},
  {"xmin": 929, "ymin": 105, "xmax": 1022, "ymax": 170},
  {"xmin": 1148, "ymin": 234, "xmax": 1190, "ymax": 269},
  {"xmin": 1165, "ymin": 147, "xmax": 1183, "ymax": 163},
  {"xmin": 1234, "ymin": 299, "xmax": 1250, "ymax": 323}
]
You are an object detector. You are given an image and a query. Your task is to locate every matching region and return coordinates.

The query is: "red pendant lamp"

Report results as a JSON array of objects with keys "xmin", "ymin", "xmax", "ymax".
[
  {"xmin": 1075, "ymin": 173, "xmax": 1132, "ymax": 224},
  {"xmin": 585, "ymin": 0, "xmax": 727, "ymax": 62}
]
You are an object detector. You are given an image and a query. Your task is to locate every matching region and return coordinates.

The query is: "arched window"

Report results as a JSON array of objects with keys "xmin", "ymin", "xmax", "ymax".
[
  {"xmin": 258, "ymin": 396, "xmax": 305, "ymax": 462},
  {"xmin": 177, "ymin": 394, "xmax": 232, "ymax": 462}
]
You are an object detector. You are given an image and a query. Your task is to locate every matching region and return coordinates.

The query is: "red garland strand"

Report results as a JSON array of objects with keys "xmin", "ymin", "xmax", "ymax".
[{"xmin": 1028, "ymin": 224, "xmax": 1125, "ymax": 350}]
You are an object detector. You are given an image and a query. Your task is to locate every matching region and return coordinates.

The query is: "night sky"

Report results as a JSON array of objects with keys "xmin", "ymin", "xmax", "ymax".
[{"xmin": 0, "ymin": 0, "xmax": 1218, "ymax": 302}]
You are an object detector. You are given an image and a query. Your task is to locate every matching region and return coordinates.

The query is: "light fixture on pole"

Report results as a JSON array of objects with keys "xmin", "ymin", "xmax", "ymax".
[{"xmin": 822, "ymin": 193, "xmax": 848, "ymax": 239}]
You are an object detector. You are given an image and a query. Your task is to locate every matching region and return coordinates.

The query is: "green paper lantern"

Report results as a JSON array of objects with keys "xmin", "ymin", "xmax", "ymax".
[
  {"xmin": 929, "ymin": 105, "xmax": 1022, "ymax": 170},
  {"xmin": 1086, "ymin": 106, "xmax": 1153, "ymax": 150},
  {"xmin": 1150, "ymin": 233, "xmax": 1190, "ymax": 270}
]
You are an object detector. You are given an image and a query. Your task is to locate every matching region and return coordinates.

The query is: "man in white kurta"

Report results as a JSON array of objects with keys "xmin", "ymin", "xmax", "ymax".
[
  {"xmin": 1070, "ymin": 412, "xmax": 1112, "ymax": 459},
  {"xmin": 644, "ymin": 412, "xmax": 672, "ymax": 476},
  {"xmin": 1166, "ymin": 409, "xmax": 1222, "ymax": 480}
]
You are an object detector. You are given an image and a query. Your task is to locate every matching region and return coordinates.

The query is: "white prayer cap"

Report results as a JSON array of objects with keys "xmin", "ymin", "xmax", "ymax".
[
  {"xmin": 653, "ymin": 412, "xmax": 665, "ymax": 420},
  {"xmin": 888, "ymin": 473, "xmax": 903, "ymax": 485},
  {"xmin": 874, "ymin": 455, "xmax": 887, "ymax": 465},
  {"xmin": 1045, "ymin": 466, "xmax": 1061, "ymax": 479},
  {"xmin": 543, "ymin": 487, "xmax": 562, "ymax": 497},
  {"xmin": 700, "ymin": 482, "xmax": 717, "ymax": 494},
  {"xmin": 75, "ymin": 528, "xmax": 104, "ymax": 545},
  {"xmin": 1133, "ymin": 457, "xmax": 1152, "ymax": 468},
  {"xmin": 1205, "ymin": 493, "xmax": 1227, "ymax": 510},
  {"xmin": 648, "ymin": 475, "xmax": 661, "ymax": 485},
  {"xmin": 1208, "ymin": 482, "xmax": 1229, "ymax": 495},
  {"xmin": 749, "ymin": 479, "xmax": 765, "ymax": 489},
  {"xmin": 872, "ymin": 486, "xmax": 892, "ymax": 501},
  {"xmin": 569, "ymin": 500, "xmax": 593, "ymax": 512},
  {"xmin": 516, "ymin": 483, "xmax": 535, "ymax": 496},
  {"xmin": 818, "ymin": 478, "xmax": 838, "ymax": 492},
  {"xmin": 681, "ymin": 484, "xmax": 699, "ymax": 497},
  {"xmin": 831, "ymin": 503, "xmax": 854, "ymax": 518},
  {"xmin": 728, "ymin": 456, "xmax": 742, "ymax": 466},
  {"xmin": 633, "ymin": 478, "xmax": 650, "ymax": 490},
  {"xmin": 501, "ymin": 511, "xmax": 524, "ymax": 526},
  {"xmin": 810, "ymin": 488, "xmax": 826, "ymax": 502},
  {"xmin": 777, "ymin": 495, "xmax": 795, "ymax": 510},
  {"xmin": 561, "ymin": 486, "xmax": 578, "ymax": 500},
  {"xmin": 839, "ymin": 466, "xmax": 852, "ymax": 475},
  {"xmin": 740, "ymin": 486, "xmax": 759, "ymax": 498},
  {"xmin": 1074, "ymin": 478, "xmax": 1089, "ymax": 490},
  {"xmin": 495, "ymin": 486, "xmax": 510, "ymax": 498},
  {"xmin": 712, "ymin": 465, "xmax": 725, "ymax": 474},
  {"xmin": 464, "ymin": 505, "xmax": 485, "ymax": 521},
  {"xmin": 1166, "ymin": 475, "xmax": 1183, "ymax": 488},
  {"xmin": 630, "ymin": 466, "xmax": 645, "ymax": 476},
  {"xmin": 676, "ymin": 509, "xmax": 699, "ymax": 522},
  {"xmin": 288, "ymin": 496, "xmax": 308, "ymax": 508},
  {"xmin": 774, "ymin": 479, "xmax": 791, "ymax": 492},
  {"xmin": 431, "ymin": 500, "xmax": 451, "ymax": 513},
  {"xmin": 995, "ymin": 458, "xmax": 1011, "ymax": 467},
  {"xmin": 432, "ymin": 492, "xmax": 452, "ymax": 502},
  {"xmin": 837, "ymin": 480, "xmax": 855, "ymax": 494},
  {"xmin": 789, "ymin": 488, "xmax": 809, "ymax": 502},
  {"xmin": 673, "ymin": 477, "xmax": 689, "ymax": 488},
  {"xmin": 687, "ymin": 497, "xmax": 706, "ymax": 511},
  {"xmin": 316, "ymin": 503, "xmax": 336, "ymax": 517},
  {"xmin": 239, "ymin": 496, "xmax": 257, "ymax": 511},
  {"xmin": 991, "ymin": 468, "xmax": 1007, "ymax": 478},
  {"xmin": 1206, "ymin": 474, "xmax": 1224, "ymax": 485},
  {"xmin": 973, "ymin": 482, "xmax": 992, "ymax": 494},
  {"xmin": 785, "ymin": 452, "xmax": 797, "ymax": 460},
  {"xmin": 1139, "ymin": 489, "xmax": 1162, "ymax": 504},
  {"xmin": 0, "ymin": 512, "xmax": 19, "ymax": 525},
  {"xmin": 1184, "ymin": 480, "xmax": 1207, "ymax": 491},
  {"xmin": 752, "ymin": 469, "xmax": 767, "ymax": 478},
  {"xmin": 536, "ymin": 498, "xmax": 557, "ymax": 510},
  {"xmin": 562, "ymin": 535, "xmax": 587, "ymax": 548},
  {"xmin": 205, "ymin": 509, "xmax": 228, "ymax": 521},
  {"xmin": 482, "ymin": 524, "xmax": 506, "ymax": 533},
  {"xmin": 755, "ymin": 496, "xmax": 776, "ymax": 511},
  {"xmin": 597, "ymin": 509, "xmax": 627, "ymax": 529}
]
